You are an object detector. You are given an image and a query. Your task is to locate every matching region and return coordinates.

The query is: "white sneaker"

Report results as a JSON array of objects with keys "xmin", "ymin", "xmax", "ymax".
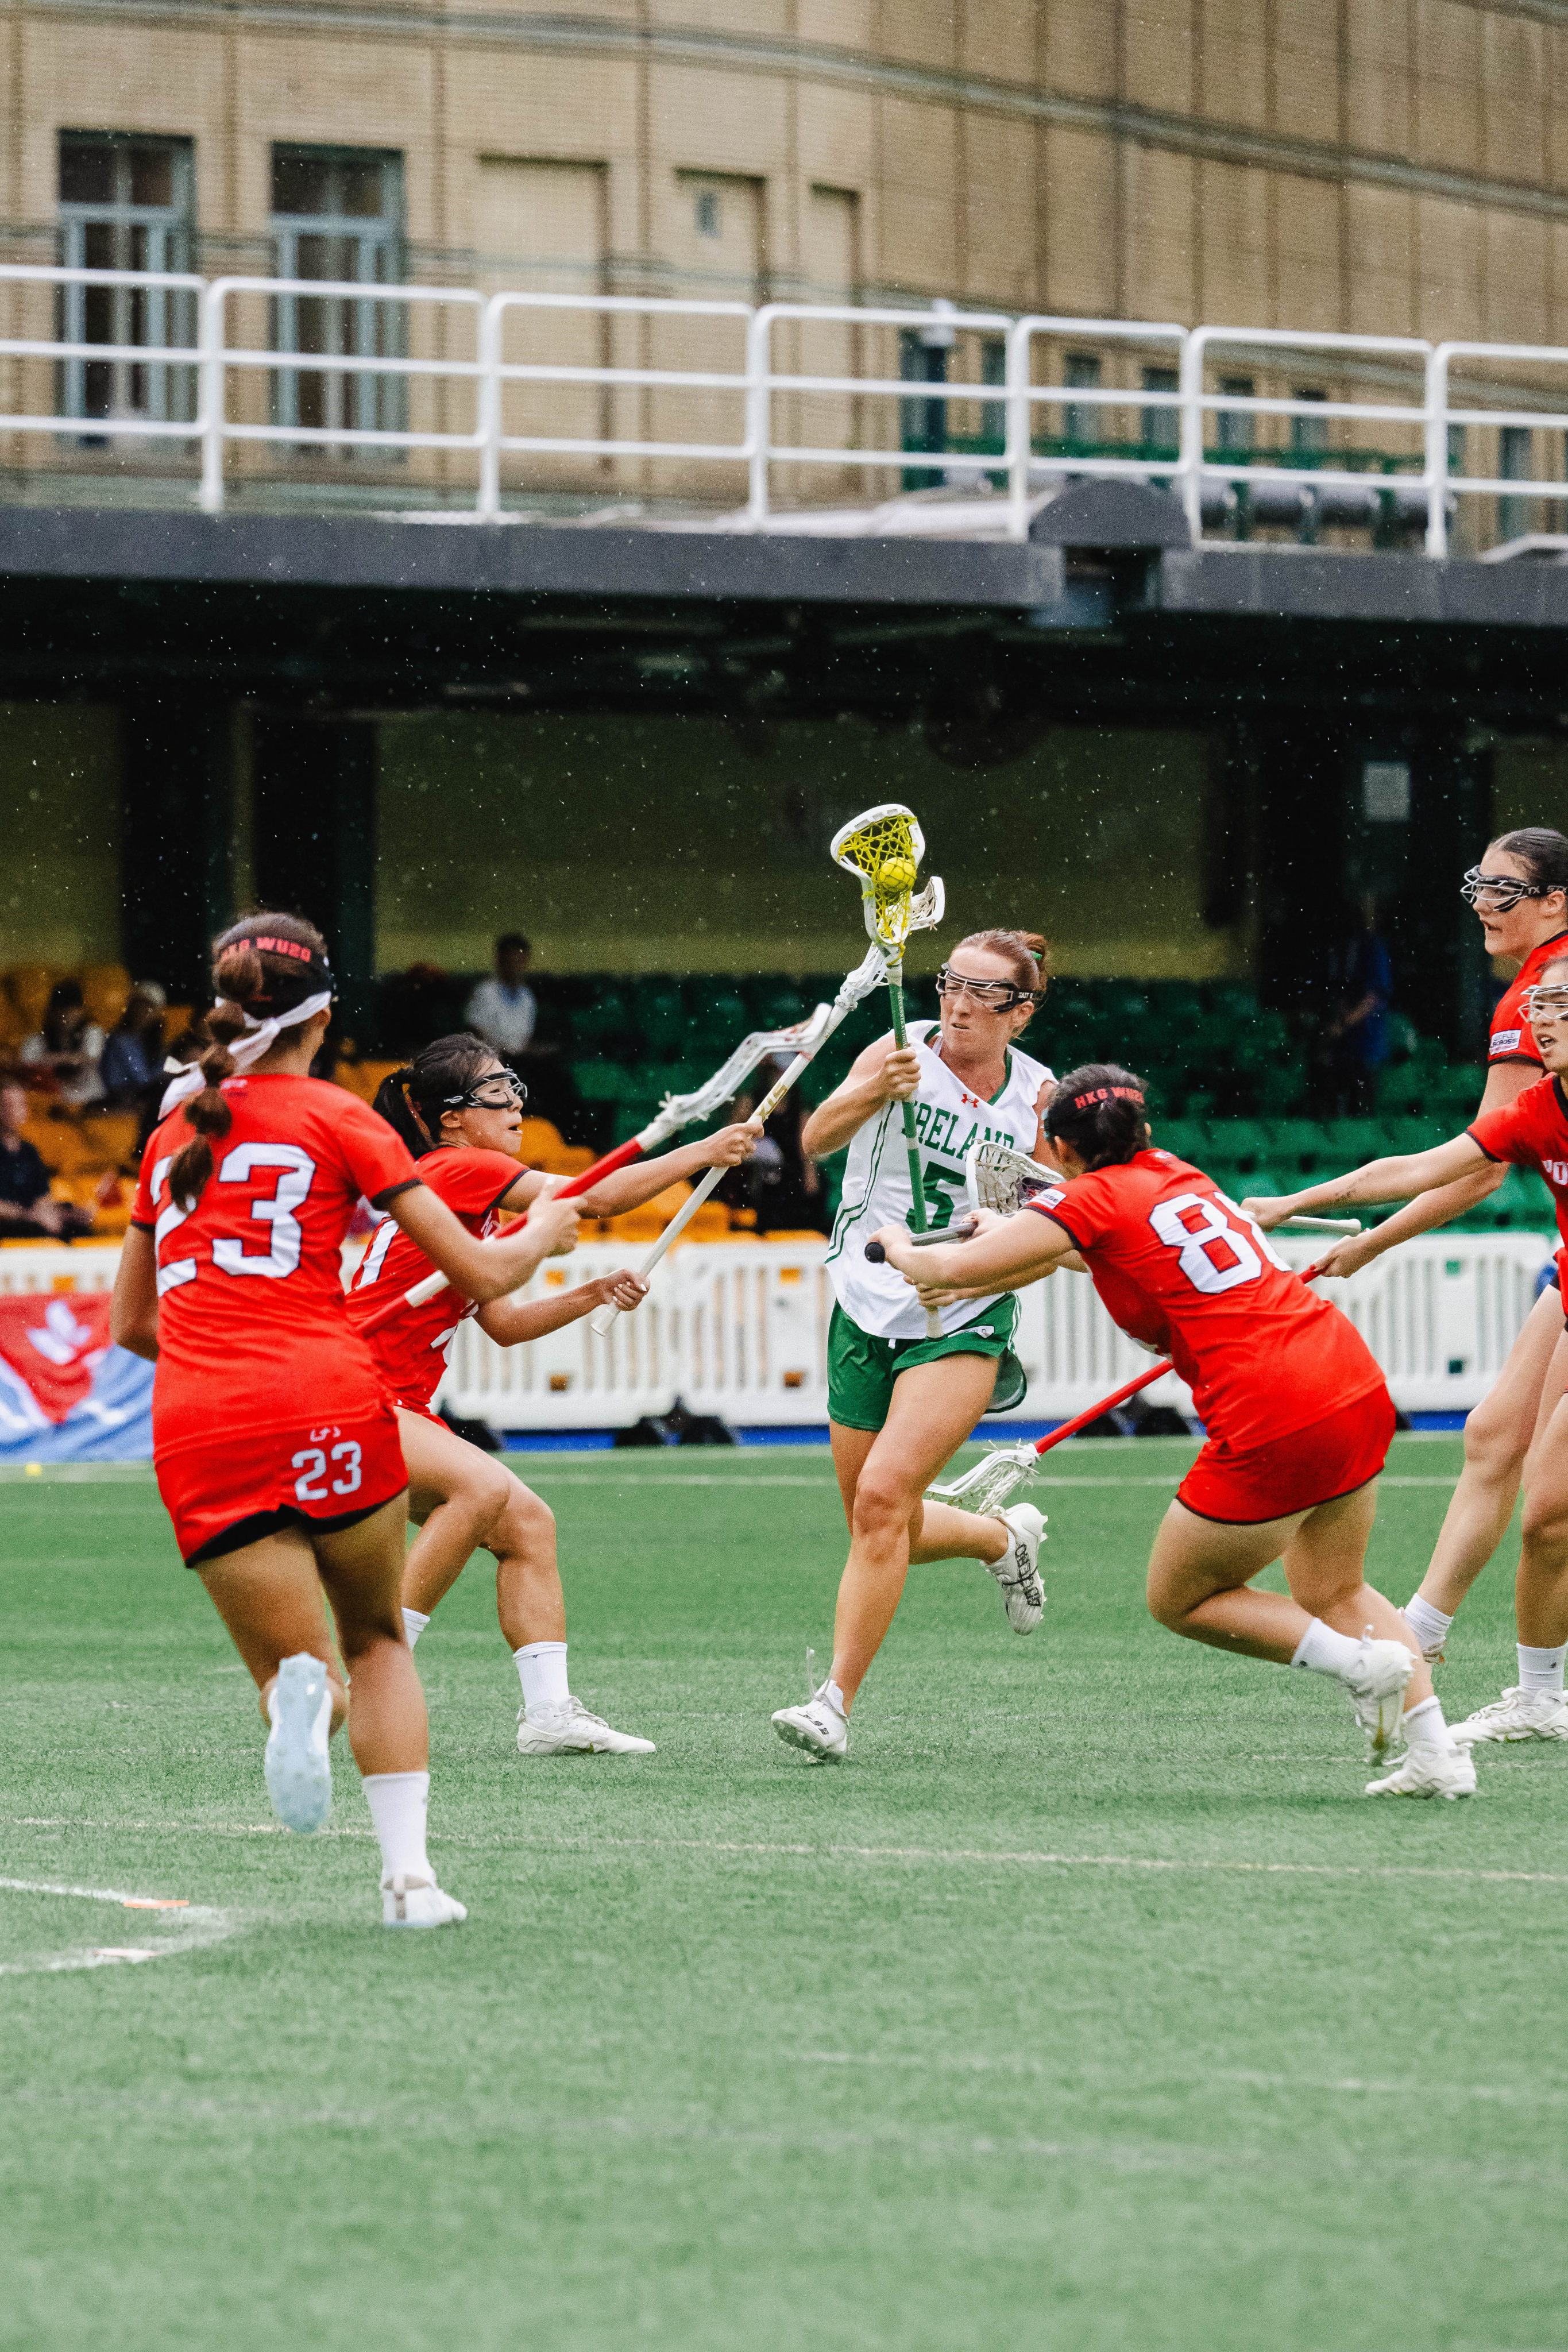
[
  {"xmin": 1451, "ymin": 1685, "xmax": 1568, "ymax": 1745},
  {"xmin": 1340, "ymin": 1632, "xmax": 1416, "ymax": 1759},
  {"xmin": 771, "ymin": 1688, "xmax": 849, "ymax": 1762},
  {"xmin": 516, "ymin": 1697, "xmax": 655, "ymax": 1756},
  {"xmin": 1366, "ymin": 1742, "xmax": 1478, "ymax": 1800},
  {"xmin": 987, "ymin": 1504, "xmax": 1046, "ymax": 1635},
  {"xmin": 263, "ymin": 1653, "xmax": 333, "ymax": 1833},
  {"xmin": 381, "ymin": 1872, "xmax": 468, "ymax": 1928}
]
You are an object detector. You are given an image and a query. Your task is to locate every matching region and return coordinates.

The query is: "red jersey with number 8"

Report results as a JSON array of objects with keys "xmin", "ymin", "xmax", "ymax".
[
  {"xmin": 1032, "ymin": 1149, "xmax": 1385, "ymax": 1451},
  {"xmin": 130, "ymin": 1074, "xmax": 420, "ymax": 1558}
]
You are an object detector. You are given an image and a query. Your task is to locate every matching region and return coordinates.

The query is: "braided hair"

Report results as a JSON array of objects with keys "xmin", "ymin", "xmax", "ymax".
[
  {"xmin": 167, "ymin": 913, "xmax": 331, "ymax": 1208},
  {"xmin": 1043, "ymin": 1063, "xmax": 1150, "ymax": 1170}
]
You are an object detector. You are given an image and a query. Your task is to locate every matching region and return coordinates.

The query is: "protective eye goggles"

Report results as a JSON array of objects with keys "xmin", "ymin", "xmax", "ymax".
[
  {"xmin": 935, "ymin": 964, "xmax": 1041, "ymax": 1011},
  {"xmin": 1461, "ymin": 866, "xmax": 1555, "ymax": 913},
  {"xmin": 447, "ymin": 1071, "xmax": 527, "ymax": 1111},
  {"xmin": 1524, "ymin": 984, "xmax": 1568, "ymax": 1026}
]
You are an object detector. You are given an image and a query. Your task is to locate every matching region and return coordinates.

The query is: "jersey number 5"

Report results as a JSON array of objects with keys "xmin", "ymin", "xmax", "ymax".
[{"xmin": 1148, "ymin": 1191, "xmax": 1287, "ymax": 1295}]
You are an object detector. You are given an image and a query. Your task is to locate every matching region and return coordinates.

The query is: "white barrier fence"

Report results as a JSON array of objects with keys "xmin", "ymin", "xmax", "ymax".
[
  {"xmin": 3, "ymin": 1231, "xmax": 1546, "ymax": 1436},
  {"xmin": 5, "ymin": 261, "xmax": 1567, "ymax": 551}
]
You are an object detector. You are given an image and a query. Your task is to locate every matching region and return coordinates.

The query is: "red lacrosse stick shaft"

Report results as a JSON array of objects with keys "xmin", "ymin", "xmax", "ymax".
[
  {"xmin": 1030, "ymin": 1360, "xmax": 1174, "ymax": 1458},
  {"xmin": 354, "ymin": 1133, "xmax": 648, "ymax": 1336}
]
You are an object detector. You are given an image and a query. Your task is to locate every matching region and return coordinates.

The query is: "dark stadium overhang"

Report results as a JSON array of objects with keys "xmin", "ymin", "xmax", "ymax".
[{"xmin": 2, "ymin": 509, "xmax": 1568, "ymax": 751}]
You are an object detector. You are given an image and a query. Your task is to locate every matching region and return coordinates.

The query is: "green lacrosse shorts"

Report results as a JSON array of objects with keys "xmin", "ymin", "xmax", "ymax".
[{"xmin": 826, "ymin": 1297, "xmax": 1025, "ymax": 1434}]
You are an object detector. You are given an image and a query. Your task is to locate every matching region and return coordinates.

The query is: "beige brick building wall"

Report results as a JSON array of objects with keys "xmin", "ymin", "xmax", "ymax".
[{"xmin": 3, "ymin": 0, "xmax": 1567, "ymax": 501}]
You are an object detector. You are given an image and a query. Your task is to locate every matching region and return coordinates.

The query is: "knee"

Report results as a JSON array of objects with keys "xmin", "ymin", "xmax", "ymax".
[
  {"xmin": 852, "ymin": 1469, "xmax": 916, "ymax": 1544},
  {"xmin": 1462, "ymin": 1400, "xmax": 1524, "ymax": 1479},
  {"xmin": 1146, "ymin": 1575, "xmax": 1186, "ymax": 1633},
  {"xmin": 453, "ymin": 1463, "xmax": 512, "ymax": 1537},
  {"xmin": 490, "ymin": 1481, "xmax": 554, "ymax": 1558},
  {"xmin": 1523, "ymin": 1487, "xmax": 1568, "ymax": 1552}
]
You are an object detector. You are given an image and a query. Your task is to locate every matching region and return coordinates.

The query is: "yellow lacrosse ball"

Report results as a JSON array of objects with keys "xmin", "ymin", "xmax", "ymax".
[{"xmin": 875, "ymin": 855, "xmax": 917, "ymax": 891}]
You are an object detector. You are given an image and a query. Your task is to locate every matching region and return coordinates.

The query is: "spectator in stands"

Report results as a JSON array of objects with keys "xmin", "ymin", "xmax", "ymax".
[
  {"xmin": 465, "ymin": 933, "xmax": 537, "ymax": 1060},
  {"xmin": 99, "ymin": 980, "xmax": 167, "ymax": 1111},
  {"xmin": 1323, "ymin": 893, "xmax": 1394, "ymax": 1115},
  {"xmin": 20, "ymin": 978, "xmax": 105, "ymax": 1110},
  {"xmin": 0, "ymin": 1079, "xmax": 89, "ymax": 1237}
]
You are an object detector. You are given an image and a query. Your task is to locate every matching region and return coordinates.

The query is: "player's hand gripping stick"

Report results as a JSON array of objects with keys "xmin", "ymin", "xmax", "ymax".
[
  {"xmin": 586, "ymin": 909, "xmax": 943, "ymax": 1338},
  {"xmin": 356, "ymin": 1009, "xmax": 840, "ymax": 1337}
]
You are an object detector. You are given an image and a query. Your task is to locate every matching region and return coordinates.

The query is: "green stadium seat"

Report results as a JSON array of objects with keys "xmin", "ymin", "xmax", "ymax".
[
  {"xmin": 1153, "ymin": 1119, "xmax": 1207, "ymax": 1164},
  {"xmin": 1204, "ymin": 1120, "xmax": 1273, "ymax": 1169},
  {"xmin": 1265, "ymin": 1119, "xmax": 1326, "ymax": 1170},
  {"xmin": 1385, "ymin": 1116, "xmax": 1449, "ymax": 1157},
  {"xmin": 570, "ymin": 1060, "xmax": 624, "ymax": 1103},
  {"xmin": 1320, "ymin": 1117, "xmax": 1383, "ymax": 1161}
]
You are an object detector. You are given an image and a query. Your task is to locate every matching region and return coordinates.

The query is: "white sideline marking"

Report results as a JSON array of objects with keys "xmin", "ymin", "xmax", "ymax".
[
  {"xmin": 0, "ymin": 1875, "xmax": 233, "ymax": 1973},
  {"xmin": 519, "ymin": 1471, "xmax": 1458, "ymax": 1490},
  {"xmin": 579, "ymin": 1835, "xmax": 1568, "ymax": 1888}
]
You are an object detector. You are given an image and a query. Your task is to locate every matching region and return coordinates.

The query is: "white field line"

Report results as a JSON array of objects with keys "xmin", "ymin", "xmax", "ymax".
[
  {"xmin": 0, "ymin": 1874, "xmax": 233, "ymax": 1973},
  {"xmin": 516, "ymin": 1472, "xmax": 1460, "ymax": 1489},
  {"xmin": 13, "ymin": 1816, "xmax": 1561, "ymax": 1888}
]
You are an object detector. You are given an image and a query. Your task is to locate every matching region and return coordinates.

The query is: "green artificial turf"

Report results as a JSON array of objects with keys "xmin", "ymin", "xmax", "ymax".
[{"xmin": 0, "ymin": 1435, "xmax": 1563, "ymax": 2352}]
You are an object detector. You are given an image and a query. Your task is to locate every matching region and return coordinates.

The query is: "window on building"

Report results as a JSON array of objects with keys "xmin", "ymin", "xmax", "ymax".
[
  {"xmin": 1141, "ymin": 366, "xmax": 1179, "ymax": 457},
  {"xmin": 1216, "ymin": 375, "xmax": 1254, "ymax": 455},
  {"xmin": 57, "ymin": 132, "xmax": 195, "ymax": 431},
  {"xmin": 1290, "ymin": 387, "xmax": 1327, "ymax": 457},
  {"xmin": 1499, "ymin": 423, "xmax": 1534, "ymax": 542},
  {"xmin": 1063, "ymin": 353, "xmax": 1100, "ymax": 448},
  {"xmin": 270, "ymin": 148, "xmax": 405, "ymax": 450}
]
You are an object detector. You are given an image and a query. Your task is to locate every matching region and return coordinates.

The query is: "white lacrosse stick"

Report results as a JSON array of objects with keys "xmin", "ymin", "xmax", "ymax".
[
  {"xmin": 589, "ymin": 886, "xmax": 945, "ymax": 1338},
  {"xmin": 357, "ymin": 1008, "xmax": 842, "ymax": 1334},
  {"xmin": 862, "ymin": 1138, "xmax": 1060, "ymax": 1261}
]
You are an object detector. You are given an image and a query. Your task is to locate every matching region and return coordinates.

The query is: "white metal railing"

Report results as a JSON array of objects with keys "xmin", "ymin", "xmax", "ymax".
[
  {"xmin": 0, "ymin": 262, "xmax": 1564, "ymax": 549},
  {"xmin": 1, "ymin": 1233, "xmax": 1547, "ymax": 1434}
]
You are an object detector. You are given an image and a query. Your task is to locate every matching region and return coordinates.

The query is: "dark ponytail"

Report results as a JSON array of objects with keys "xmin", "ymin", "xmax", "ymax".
[
  {"xmin": 1491, "ymin": 827, "xmax": 1568, "ymax": 898},
  {"xmin": 1044, "ymin": 1063, "xmax": 1150, "ymax": 1170},
  {"xmin": 167, "ymin": 912, "xmax": 330, "ymax": 1208},
  {"xmin": 370, "ymin": 1033, "xmax": 499, "ymax": 1160}
]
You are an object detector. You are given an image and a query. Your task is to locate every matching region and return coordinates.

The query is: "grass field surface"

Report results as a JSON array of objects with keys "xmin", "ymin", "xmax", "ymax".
[{"xmin": 1, "ymin": 1434, "xmax": 1563, "ymax": 2352}]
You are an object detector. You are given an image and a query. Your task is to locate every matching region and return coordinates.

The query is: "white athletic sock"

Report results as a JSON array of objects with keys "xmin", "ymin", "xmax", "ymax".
[
  {"xmin": 1403, "ymin": 1594, "xmax": 1453, "ymax": 1657},
  {"xmin": 363, "ymin": 1770, "xmax": 431, "ymax": 1884},
  {"xmin": 821, "ymin": 1678, "xmax": 847, "ymax": 1716},
  {"xmin": 401, "ymin": 1606, "xmax": 430, "ymax": 1651},
  {"xmin": 516, "ymin": 1640, "xmax": 570, "ymax": 1712},
  {"xmin": 1517, "ymin": 1642, "xmax": 1567, "ymax": 1697},
  {"xmin": 1290, "ymin": 1619, "xmax": 1364, "ymax": 1677},
  {"xmin": 1401, "ymin": 1694, "xmax": 1453, "ymax": 1755}
]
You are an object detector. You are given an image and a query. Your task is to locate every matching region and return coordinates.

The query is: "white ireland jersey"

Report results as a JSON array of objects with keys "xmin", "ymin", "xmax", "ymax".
[{"xmin": 826, "ymin": 1019, "xmax": 1055, "ymax": 1341}]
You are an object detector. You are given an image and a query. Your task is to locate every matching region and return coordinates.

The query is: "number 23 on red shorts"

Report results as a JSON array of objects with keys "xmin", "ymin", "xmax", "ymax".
[{"xmin": 153, "ymin": 1403, "xmax": 407, "ymax": 1565}]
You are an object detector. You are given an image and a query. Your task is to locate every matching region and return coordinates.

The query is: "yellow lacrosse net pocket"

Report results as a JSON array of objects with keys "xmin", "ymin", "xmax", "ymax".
[{"xmin": 829, "ymin": 802, "xmax": 926, "ymax": 951}]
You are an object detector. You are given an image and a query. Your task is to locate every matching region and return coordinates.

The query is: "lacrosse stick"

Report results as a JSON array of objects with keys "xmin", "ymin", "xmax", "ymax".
[
  {"xmin": 926, "ymin": 1361, "xmax": 1176, "ymax": 1513},
  {"xmin": 356, "ymin": 1005, "xmax": 839, "ymax": 1335},
  {"xmin": 863, "ymin": 1138, "xmax": 1061, "ymax": 1257},
  {"xmin": 588, "ymin": 899, "xmax": 944, "ymax": 1337},
  {"xmin": 829, "ymin": 802, "xmax": 946, "ymax": 1337}
]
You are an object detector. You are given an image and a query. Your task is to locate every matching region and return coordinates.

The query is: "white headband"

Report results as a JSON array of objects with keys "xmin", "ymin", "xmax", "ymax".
[{"xmin": 157, "ymin": 990, "xmax": 334, "ymax": 1121}]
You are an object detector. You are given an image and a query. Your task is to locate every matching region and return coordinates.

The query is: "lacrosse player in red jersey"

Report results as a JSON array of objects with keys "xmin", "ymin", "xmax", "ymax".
[
  {"xmin": 110, "ymin": 916, "xmax": 586, "ymax": 1928},
  {"xmin": 1249, "ymin": 948, "xmax": 1568, "ymax": 1752},
  {"xmin": 769, "ymin": 930, "xmax": 1057, "ymax": 1763},
  {"xmin": 875, "ymin": 1064, "xmax": 1474, "ymax": 1799},
  {"xmin": 347, "ymin": 1033, "xmax": 760, "ymax": 1756},
  {"xmin": 1305, "ymin": 829, "xmax": 1568, "ymax": 1672}
]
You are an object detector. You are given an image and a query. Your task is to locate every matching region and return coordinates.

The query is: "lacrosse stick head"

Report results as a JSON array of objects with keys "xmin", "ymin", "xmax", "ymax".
[
  {"xmin": 926, "ymin": 1441, "xmax": 1039, "ymax": 1515},
  {"xmin": 965, "ymin": 1139, "xmax": 1060, "ymax": 1220},
  {"xmin": 831, "ymin": 804, "xmax": 929, "ymax": 955}
]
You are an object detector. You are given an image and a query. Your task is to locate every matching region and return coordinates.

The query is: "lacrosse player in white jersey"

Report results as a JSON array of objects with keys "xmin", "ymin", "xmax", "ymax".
[{"xmin": 771, "ymin": 930, "xmax": 1057, "ymax": 1760}]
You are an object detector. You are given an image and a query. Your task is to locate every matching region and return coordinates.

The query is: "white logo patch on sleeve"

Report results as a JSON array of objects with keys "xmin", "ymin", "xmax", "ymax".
[{"xmin": 1492, "ymin": 1029, "xmax": 1523, "ymax": 1055}]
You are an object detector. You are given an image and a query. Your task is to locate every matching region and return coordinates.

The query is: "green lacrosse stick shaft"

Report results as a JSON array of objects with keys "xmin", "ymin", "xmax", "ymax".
[{"xmin": 885, "ymin": 956, "xmax": 928, "ymax": 1234}]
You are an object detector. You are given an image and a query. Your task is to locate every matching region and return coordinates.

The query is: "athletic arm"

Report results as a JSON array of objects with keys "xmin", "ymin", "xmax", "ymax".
[
  {"xmin": 387, "ymin": 1183, "xmax": 579, "ymax": 1302},
  {"xmin": 476, "ymin": 1267, "xmax": 649, "ymax": 1346},
  {"xmin": 570, "ymin": 1121, "xmax": 761, "ymax": 1216},
  {"xmin": 1243, "ymin": 1133, "xmax": 1492, "ymax": 1229},
  {"xmin": 1262, "ymin": 1060, "xmax": 1527, "ymax": 1276},
  {"xmin": 870, "ymin": 1206, "xmax": 1076, "ymax": 1297},
  {"xmin": 110, "ymin": 1225, "xmax": 160, "ymax": 1360},
  {"xmin": 801, "ymin": 1036, "xmax": 919, "ymax": 1158}
]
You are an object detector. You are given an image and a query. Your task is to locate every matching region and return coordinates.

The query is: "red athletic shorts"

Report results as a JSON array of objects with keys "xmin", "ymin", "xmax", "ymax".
[
  {"xmin": 155, "ymin": 1401, "xmax": 407, "ymax": 1565},
  {"xmin": 1176, "ymin": 1387, "xmax": 1396, "ymax": 1525}
]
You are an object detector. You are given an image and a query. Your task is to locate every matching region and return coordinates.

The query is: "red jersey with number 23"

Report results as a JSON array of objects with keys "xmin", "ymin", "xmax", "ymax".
[
  {"xmin": 131, "ymin": 1074, "xmax": 420, "ymax": 1445},
  {"xmin": 1032, "ymin": 1149, "xmax": 1385, "ymax": 1450},
  {"xmin": 1469, "ymin": 1075, "xmax": 1568, "ymax": 1272},
  {"xmin": 345, "ymin": 1144, "xmax": 524, "ymax": 1412}
]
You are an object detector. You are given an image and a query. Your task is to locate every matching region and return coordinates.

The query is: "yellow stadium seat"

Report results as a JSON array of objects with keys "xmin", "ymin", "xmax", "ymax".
[
  {"xmin": 78, "ymin": 1111, "xmax": 140, "ymax": 1170},
  {"xmin": 161, "ymin": 1006, "xmax": 195, "ymax": 1049},
  {"xmin": 6, "ymin": 965, "xmax": 63, "ymax": 1037},
  {"xmin": 335, "ymin": 1059, "xmax": 403, "ymax": 1106},
  {"xmin": 81, "ymin": 964, "xmax": 132, "ymax": 1030},
  {"xmin": 22, "ymin": 1117, "xmax": 91, "ymax": 1174}
]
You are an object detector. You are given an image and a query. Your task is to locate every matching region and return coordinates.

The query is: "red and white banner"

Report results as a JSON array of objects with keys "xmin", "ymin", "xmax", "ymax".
[{"xmin": 0, "ymin": 1293, "xmax": 153, "ymax": 1459}]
